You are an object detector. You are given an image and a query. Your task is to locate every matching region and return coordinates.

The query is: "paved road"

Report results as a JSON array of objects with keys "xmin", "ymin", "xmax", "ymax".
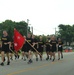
[{"xmin": 0, "ymin": 52, "xmax": 74, "ymax": 75}]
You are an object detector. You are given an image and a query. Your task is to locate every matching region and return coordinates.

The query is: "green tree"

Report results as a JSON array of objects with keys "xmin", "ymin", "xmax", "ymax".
[
  {"xmin": 0, "ymin": 20, "xmax": 30, "ymax": 40},
  {"xmin": 58, "ymin": 24, "xmax": 74, "ymax": 46}
]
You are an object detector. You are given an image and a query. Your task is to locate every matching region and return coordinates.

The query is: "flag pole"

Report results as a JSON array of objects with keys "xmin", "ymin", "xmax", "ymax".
[
  {"xmin": 26, "ymin": 40, "xmax": 42, "ymax": 57},
  {"xmin": 9, "ymin": 42, "xmax": 16, "ymax": 55},
  {"xmin": 9, "ymin": 48, "xmax": 16, "ymax": 55}
]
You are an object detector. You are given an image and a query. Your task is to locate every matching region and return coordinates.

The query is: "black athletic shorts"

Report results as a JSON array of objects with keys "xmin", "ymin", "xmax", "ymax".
[{"xmin": 2, "ymin": 44, "xmax": 10, "ymax": 53}]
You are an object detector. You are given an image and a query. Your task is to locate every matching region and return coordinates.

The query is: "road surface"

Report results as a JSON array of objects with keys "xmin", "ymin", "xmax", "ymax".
[{"xmin": 0, "ymin": 52, "xmax": 74, "ymax": 75}]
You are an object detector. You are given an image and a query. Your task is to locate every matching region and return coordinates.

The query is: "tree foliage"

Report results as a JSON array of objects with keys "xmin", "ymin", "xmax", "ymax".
[
  {"xmin": 1, "ymin": 20, "xmax": 74, "ymax": 46},
  {"xmin": 0, "ymin": 20, "xmax": 30, "ymax": 40},
  {"xmin": 58, "ymin": 24, "xmax": 74, "ymax": 45}
]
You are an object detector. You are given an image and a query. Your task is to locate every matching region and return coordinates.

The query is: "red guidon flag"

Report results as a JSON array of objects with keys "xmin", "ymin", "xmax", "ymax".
[{"xmin": 14, "ymin": 28, "xmax": 25, "ymax": 51}]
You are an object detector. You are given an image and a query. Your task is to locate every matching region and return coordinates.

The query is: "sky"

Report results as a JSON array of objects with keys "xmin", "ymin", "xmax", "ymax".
[{"xmin": 0, "ymin": 0, "xmax": 74, "ymax": 35}]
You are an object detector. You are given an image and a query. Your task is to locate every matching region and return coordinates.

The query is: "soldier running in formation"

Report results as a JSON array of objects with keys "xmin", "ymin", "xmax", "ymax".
[
  {"xmin": 0, "ymin": 31, "xmax": 64, "ymax": 65},
  {"xmin": 0, "ymin": 30, "xmax": 11, "ymax": 66}
]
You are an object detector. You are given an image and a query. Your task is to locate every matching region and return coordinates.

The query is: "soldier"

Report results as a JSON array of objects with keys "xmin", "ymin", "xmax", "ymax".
[
  {"xmin": 0, "ymin": 30, "xmax": 11, "ymax": 66},
  {"xmin": 45, "ymin": 39, "xmax": 50, "ymax": 60},
  {"xmin": 38, "ymin": 36, "xmax": 44, "ymax": 61},
  {"xmin": 58, "ymin": 38, "xmax": 63, "ymax": 60},
  {"xmin": 50, "ymin": 36, "xmax": 58, "ymax": 62},
  {"xmin": 26, "ymin": 33, "xmax": 33, "ymax": 64},
  {"xmin": 32, "ymin": 35, "xmax": 38, "ymax": 61},
  {"xmin": 21, "ymin": 36, "xmax": 28, "ymax": 61}
]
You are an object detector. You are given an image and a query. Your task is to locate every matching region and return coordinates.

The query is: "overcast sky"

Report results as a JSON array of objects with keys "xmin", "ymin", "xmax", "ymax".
[{"xmin": 0, "ymin": 0, "xmax": 74, "ymax": 35}]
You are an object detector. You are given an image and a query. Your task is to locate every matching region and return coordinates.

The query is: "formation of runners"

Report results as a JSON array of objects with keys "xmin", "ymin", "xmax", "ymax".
[{"xmin": 0, "ymin": 30, "xmax": 64, "ymax": 66}]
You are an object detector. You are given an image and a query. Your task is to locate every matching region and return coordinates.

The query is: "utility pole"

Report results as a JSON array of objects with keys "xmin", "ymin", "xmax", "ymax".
[
  {"xmin": 27, "ymin": 19, "xmax": 29, "ymax": 36},
  {"xmin": 31, "ymin": 26, "xmax": 33, "ymax": 34},
  {"xmin": 55, "ymin": 27, "xmax": 56, "ymax": 36}
]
